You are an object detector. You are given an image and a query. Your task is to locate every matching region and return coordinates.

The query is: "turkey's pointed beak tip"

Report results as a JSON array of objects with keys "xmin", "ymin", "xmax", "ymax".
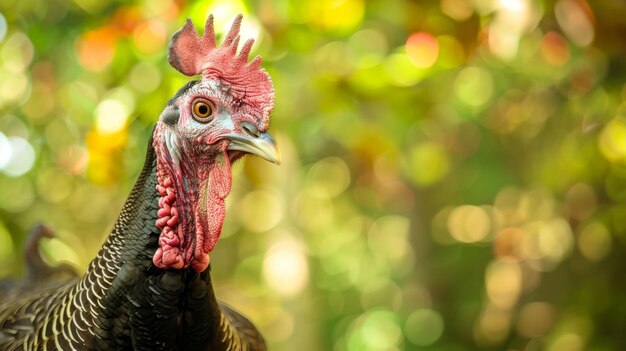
[{"xmin": 222, "ymin": 132, "xmax": 281, "ymax": 165}]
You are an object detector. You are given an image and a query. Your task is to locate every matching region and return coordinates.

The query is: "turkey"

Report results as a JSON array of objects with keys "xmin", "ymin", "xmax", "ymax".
[
  {"xmin": 0, "ymin": 13, "xmax": 279, "ymax": 351},
  {"xmin": 0, "ymin": 224, "xmax": 78, "ymax": 300}
]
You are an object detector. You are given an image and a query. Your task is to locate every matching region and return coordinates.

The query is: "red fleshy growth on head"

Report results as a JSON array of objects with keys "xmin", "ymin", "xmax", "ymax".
[
  {"xmin": 168, "ymin": 14, "xmax": 274, "ymax": 121},
  {"xmin": 153, "ymin": 167, "xmax": 185, "ymax": 270},
  {"xmin": 152, "ymin": 129, "xmax": 233, "ymax": 272},
  {"xmin": 153, "ymin": 14, "xmax": 275, "ymax": 272}
]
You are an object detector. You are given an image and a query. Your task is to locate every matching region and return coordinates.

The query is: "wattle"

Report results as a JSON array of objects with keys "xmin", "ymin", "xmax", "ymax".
[
  {"xmin": 192, "ymin": 149, "xmax": 232, "ymax": 272},
  {"xmin": 152, "ymin": 128, "xmax": 233, "ymax": 272}
]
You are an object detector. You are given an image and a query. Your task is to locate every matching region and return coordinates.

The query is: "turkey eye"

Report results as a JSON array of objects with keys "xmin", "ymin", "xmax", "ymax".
[{"xmin": 192, "ymin": 99, "xmax": 214, "ymax": 122}]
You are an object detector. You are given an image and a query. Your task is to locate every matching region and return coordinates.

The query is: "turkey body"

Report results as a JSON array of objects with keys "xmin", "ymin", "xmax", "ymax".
[
  {"xmin": 0, "ymin": 13, "xmax": 277, "ymax": 350},
  {"xmin": 0, "ymin": 141, "xmax": 265, "ymax": 351}
]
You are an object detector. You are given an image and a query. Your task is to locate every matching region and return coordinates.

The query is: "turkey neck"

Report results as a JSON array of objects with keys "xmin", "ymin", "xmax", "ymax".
[
  {"xmin": 67, "ymin": 137, "xmax": 232, "ymax": 350},
  {"xmin": 83, "ymin": 135, "xmax": 161, "ymax": 294},
  {"xmin": 0, "ymin": 138, "xmax": 264, "ymax": 350},
  {"xmin": 67, "ymin": 137, "xmax": 176, "ymax": 348}
]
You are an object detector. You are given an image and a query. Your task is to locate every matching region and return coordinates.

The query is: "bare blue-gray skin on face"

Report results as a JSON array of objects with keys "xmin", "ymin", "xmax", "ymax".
[{"xmin": 0, "ymin": 14, "xmax": 278, "ymax": 351}]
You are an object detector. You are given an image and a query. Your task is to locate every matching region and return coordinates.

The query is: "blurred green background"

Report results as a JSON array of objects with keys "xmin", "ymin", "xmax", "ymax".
[{"xmin": 1, "ymin": 0, "xmax": 625, "ymax": 350}]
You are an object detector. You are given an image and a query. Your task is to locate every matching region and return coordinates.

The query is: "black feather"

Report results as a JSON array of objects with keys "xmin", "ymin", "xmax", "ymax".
[{"xmin": 0, "ymin": 132, "xmax": 266, "ymax": 350}]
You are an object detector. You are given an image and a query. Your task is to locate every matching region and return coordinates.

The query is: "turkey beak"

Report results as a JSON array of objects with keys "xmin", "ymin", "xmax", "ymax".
[{"xmin": 222, "ymin": 123, "xmax": 281, "ymax": 165}]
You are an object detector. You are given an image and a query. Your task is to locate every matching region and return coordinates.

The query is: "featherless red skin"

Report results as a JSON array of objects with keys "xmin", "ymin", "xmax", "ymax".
[{"xmin": 152, "ymin": 14, "xmax": 274, "ymax": 272}]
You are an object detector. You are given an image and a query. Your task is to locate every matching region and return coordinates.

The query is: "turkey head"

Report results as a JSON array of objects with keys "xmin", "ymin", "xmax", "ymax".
[{"xmin": 152, "ymin": 14, "xmax": 279, "ymax": 272}]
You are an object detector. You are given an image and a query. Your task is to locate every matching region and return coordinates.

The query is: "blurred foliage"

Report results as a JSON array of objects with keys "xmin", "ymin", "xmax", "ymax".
[{"xmin": 1, "ymin": 0, "xmax": 626, "ymax": 350}]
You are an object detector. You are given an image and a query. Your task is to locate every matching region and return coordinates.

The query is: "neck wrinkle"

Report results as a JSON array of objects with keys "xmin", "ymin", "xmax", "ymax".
[
  {"xmin": 153, "ymin": 128, "xmax": 210, "ymax": 270},
  {"xmin": 152, "ymin": 125, "xmax": 229, "ymax": 272}
]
